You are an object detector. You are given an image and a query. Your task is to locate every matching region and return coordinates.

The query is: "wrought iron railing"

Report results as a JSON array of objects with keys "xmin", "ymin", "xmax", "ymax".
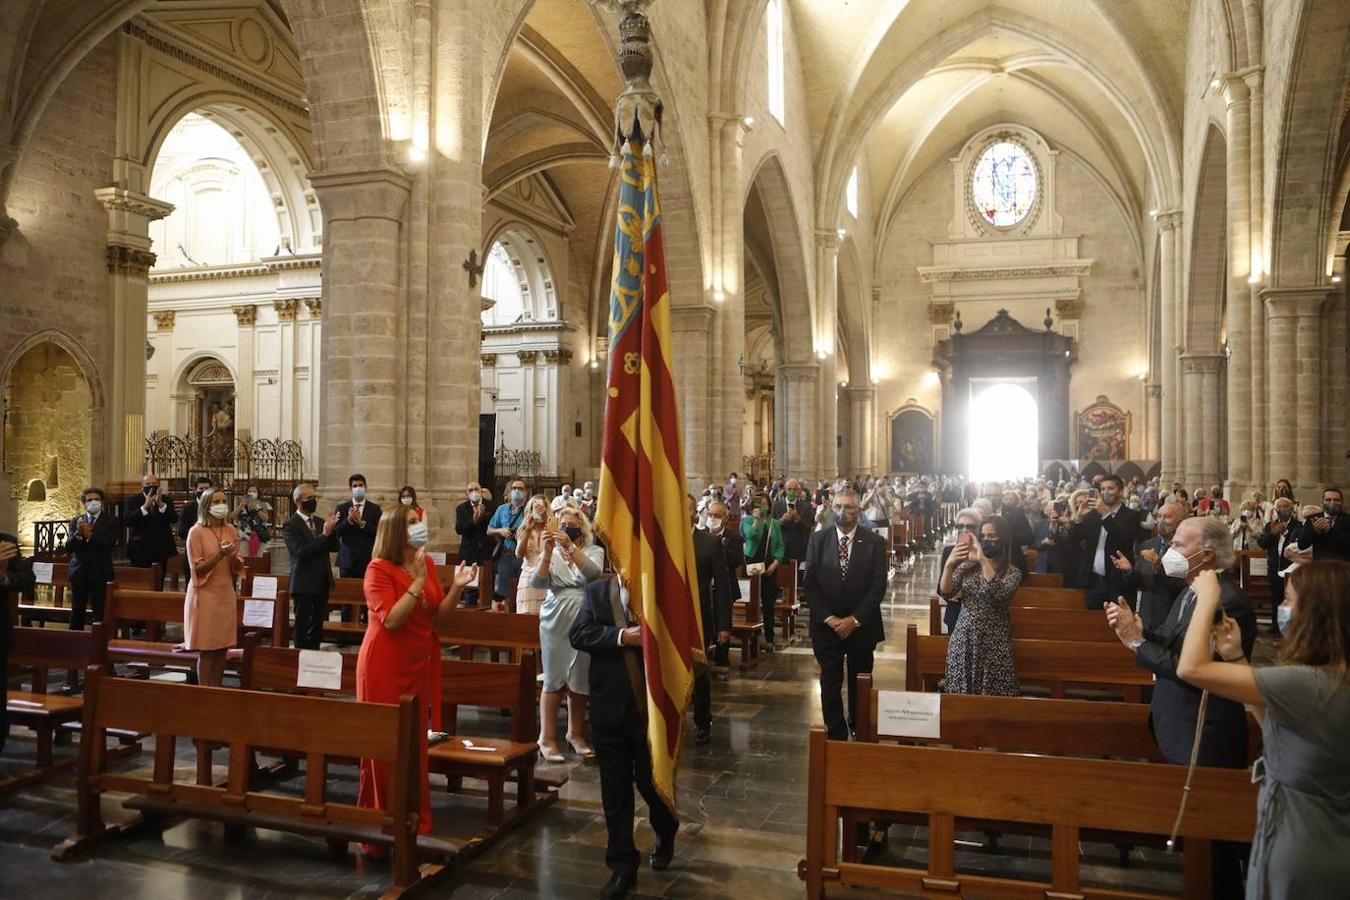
[{"xmin": 144, "ymin": 434, "xmax": 306, "ymax": 490}]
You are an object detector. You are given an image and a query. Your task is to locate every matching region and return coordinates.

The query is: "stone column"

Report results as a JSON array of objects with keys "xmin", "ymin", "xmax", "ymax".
[
  {"xmin": 95, "ymin": 187, "xmax": 174, "ymax": 485},
  {"xmin": 1262, "ymin": 287, "xmax": 1329, "ymax": 492},
  {"xmin": 1244, "ymin": 68, "xmax": 1267, "ymax": 490},
  {"xmin": 669, "ymin": 305, "xmax": 715, "ymax": 487},
  {"xmin": 1222, "ymin": 78, "xmax": 1253, "ymax": 497},
  {"xmin": 1324, "ymin": 259, "xmax": 1346, "ymax": 485},
  {"xmin": 1145, "ymin": 383, "xmax": 1162, "ymax": 459},
  {"xmin": 308, "ymin": 169, "xmax": 411, "ymax": 500},
  {"xmin": 148, "ymin": 310, "xmax": 176, "ymax": 437},
  {"xmin": 845, "ymin": 386, "xmax": 876, "ymax": 475},
  {"xmin": 1156, "ymin": 211, "xmax": 1182, "ymax": 482},
  {"xmin": 778, "ymin": 363, "xmax": 820, "ymax": 477},
  {"xmin": 274, "ymin": 299, "xmax": 300, "ymax": 442},
  {"xmin": 1182, "ymin": 354, "xmax": 1224, "ymax": 485},
  {"xmin": 711, "ymin": 113, "xmax": 749, "ymax": 479},
  {"xmin": 814, "ymin": 230, "xmax": 841, "ymax": 480}
]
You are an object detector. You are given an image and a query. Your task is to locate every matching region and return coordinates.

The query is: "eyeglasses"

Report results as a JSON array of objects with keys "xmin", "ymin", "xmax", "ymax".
[{"xmin": 955, "ymin": 524, "xmax": 977, "ymax": 532}]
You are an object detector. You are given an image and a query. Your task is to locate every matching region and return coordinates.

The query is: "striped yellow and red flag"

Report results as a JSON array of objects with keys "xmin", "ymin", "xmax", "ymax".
[{"xmin": 594, "ymin": 139, "xmax": 705, "ymax": 809}]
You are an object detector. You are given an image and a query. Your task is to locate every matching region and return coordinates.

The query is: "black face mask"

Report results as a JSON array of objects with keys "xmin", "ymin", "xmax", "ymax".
[
  {"xmin": 563, "ymin": 525, "xmax": 583, "ymax": 542},
  {"xmin": 1326, "ymin": 501, "xmax": 1343, "ymax": 517},
  {"xmin": 300, "ymin": 497, "xmax": 318, "ymax": 514},
  {"xmin": 980, "ymin": 539, "xmax": 1004, "ymax": 558}
]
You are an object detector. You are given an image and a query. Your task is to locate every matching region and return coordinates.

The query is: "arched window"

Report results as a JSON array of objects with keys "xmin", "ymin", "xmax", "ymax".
[
  {"xmin": 481, "ymin": 242, "xmax": 526, "ymax": 326},
  {"xmin": 845, "ymin": 166, "xmax": 859, "ymax": 219},
  {"xmin": 970, "ymin": 140, "xmax": 1038, "ymax": 229},
  {"xmin": 767, "ymin": 0, "xmax": 786, "ymax": 125}
]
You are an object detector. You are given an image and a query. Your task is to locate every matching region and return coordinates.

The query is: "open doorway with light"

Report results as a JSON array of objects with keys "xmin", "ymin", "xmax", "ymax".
[{"xmin": 968, "ymin": 379, "xmax": 1039, "ymax": 481}]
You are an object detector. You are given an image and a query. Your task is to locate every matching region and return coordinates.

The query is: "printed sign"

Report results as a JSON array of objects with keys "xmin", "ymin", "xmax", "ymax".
[
  {"xmin": 251, "ymin": 576, "xmax": 278, "ymax": 600},
  {"xmin": 242, "ymin": 599, "xmax": 275, "ymax": 628},
  {"xmin": 1248, "ymin": 557, "xmax": 1268, "ymax": 578},
  {"xmin": 297, "ymin": 649, "xmax": 343, "ymax": 690},
  {"xmin": 876, "ymin": 690, "xmax": 941, "ymax": 739},
  {"xmin": 33, "ymin": 562, "xmax": 55, "ymax": 584},
  {"xmin": 428, "ymin": 551, "xmax": 447, "ymax": 566}
]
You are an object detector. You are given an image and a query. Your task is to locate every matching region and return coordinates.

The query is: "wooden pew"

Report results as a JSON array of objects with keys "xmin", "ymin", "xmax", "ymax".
[
  {"xmin": 436, "ymin": 607, "xmax": 541, "ymax": 661},
  {"xmin": 927, "ymin": 597, "xmax": 1117, "ymax": 642},
  {"xmin": 20, "ymin": 563, "xmax": 162, "ymax": 627},
  {"xmin": 1012, "ymin": 585, "xmax": 1087, "ymax": 608},
  {"xmin": 320, "ymin": 577, "xmax": 368, "ymax": 644},
  {"xmin": 904, "ymin": 623, "xmax": 1151, "ymax": 700},
  {"xmin": 239, "ymin": 571, "xmax": 290, "ymax": 648},
  {"xmin": 52, "ymin": 665, "xmax": 467, "ymax": 897},
  {"xmin": 1238, "ymin": 549, "xmax": 1272, "ymax": 623},
  {"xmin": 730, "ymin": 573, "xmax": 763, "ymax": 670},
  {"xmin": 103, "ymin": 586, "xmax": 246, "ymax": 678},
  {"xmin": 773, "ymin": 561, "xmax": 801, "ymax": 645},
  {"xmin": 798, "ymin": 725, "xmax": 1259, "ymax": 899},
  {"xmin": 239, "ymin": 552, "xmax": 271, "ymax": 574},
  {"xmin": 3, "ymin": 625, "xmax": 109, "ymax": 791},
  {"xmin": 1022, "ymin": 572, "xmax": 1065, "ymax": 588},
  {"xmin": 429, "ymin": 650, "xmax": 555, "ymax": 834}
]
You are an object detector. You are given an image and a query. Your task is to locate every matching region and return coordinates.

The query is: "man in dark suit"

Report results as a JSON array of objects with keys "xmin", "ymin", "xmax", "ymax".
[
  {"xmin": 123, "ymin": 473, "xmax": 178, "ymax": 587},
  {"xmin": 687, "ymin": 495, "xmax": 732, "ymax": 745},
  {"xmin": 1109, "ymin": 500, "xmax": 1187, "ymax": 630},
  {"xmin": 65, "ymin": 486, "xmax": 119, "ymax": 630},
  {"xmin": 569, "ymin": 577, "xmax": 679, "ymax": 899},
  {"xmin": 1297, "ymin": 486, "xmax": 1350, "ymax": 561},
  {"xmin": 454, "ymin": 481, "xmax": 493, "ymax": 564},
  {"xmin": 802, "ymin": 487, "xmax": 888, "ymax": 740},
  {"xmin": 1257, "ymin": 497, "xmax": 1298, "ymax": 631},
  {"xmin": 1105, "ymin": 515, "xmax": 1255, "ymax": 898},
  {"xmin": 1000, "ymin": 490, "xmax": 1034, "ymax": 551},
  {"xmin": 1033, "ymin": 498, "xmax": 1086, "ymax": 587},
  {"xmin": 176, "ymin": 475, "xmax": 213, "ymax": 541},
  {"xmin": 1, "ymin": 530, "xmax": 35, "ymax": 752},
  {"xmin": 1070, "ymin": 474, "xmax": 1146, "ymax": 609},
  {"xmin": 283, "ymin": 482, "xmax": 338, "ymax": 649},
  {"xmin": 334, "ymin": 473, "xmax": 380, "ymax": 579},
  {"xmin": 771, "ymin": 478, "xmax": 814, "ymax": 564}
]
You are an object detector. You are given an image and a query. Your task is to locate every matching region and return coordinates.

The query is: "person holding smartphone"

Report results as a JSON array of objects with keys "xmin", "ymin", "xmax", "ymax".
[
  {"xmin": 939, "ymin": 515, "xmax": 1022, "ymax": 695},
  {"xmin": 183, "ymin": 488, "xmax": 243, "ymax": 686}
]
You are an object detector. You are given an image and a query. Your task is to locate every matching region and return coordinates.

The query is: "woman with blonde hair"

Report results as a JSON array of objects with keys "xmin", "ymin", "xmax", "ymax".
[
  {"xmin": 514, "ymin": 494, "xmax": 550, "ymax": 615},
  {"xmin": 183, "ymin": 487, "xmax": 242, "ymax": 686},
  {"xmin": 355, "ymin": 507, "xmax": 477, "ymax": 856},
  {"xmin": 530, "ymin": 505, "xmax": 604, "ymax": 762},
  {"xmin": 1177, "ymin": 560, "xmax": 1350, "ymax": 898}
]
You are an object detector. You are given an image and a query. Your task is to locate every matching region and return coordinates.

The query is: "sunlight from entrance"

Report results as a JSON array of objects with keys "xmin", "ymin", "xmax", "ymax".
[{"xmin": 968, "ymin": 381, "xmax": 1038, "ymax": 481}]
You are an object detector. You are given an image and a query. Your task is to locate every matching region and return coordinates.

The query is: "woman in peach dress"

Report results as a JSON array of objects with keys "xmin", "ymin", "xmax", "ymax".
[{"xmin": 183, "ymin": 488, "xmax": 242, "ymax": 685}]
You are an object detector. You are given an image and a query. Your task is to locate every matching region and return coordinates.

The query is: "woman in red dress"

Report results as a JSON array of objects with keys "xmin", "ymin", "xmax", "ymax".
[{"xmin": 356, "ymin": 505, "xmax": 476, "ymax": 854}]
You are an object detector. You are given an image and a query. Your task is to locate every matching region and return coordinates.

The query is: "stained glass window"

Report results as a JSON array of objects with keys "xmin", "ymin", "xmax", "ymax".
[{"xmin": 971, "ymin": 141, "xmax": 1037, "ymax": 228}]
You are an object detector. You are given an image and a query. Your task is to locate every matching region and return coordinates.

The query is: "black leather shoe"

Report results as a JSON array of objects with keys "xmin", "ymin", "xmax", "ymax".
[
  {"xmin": 650, "ymin": 837, "xmax": 675, "ymax": 870},
  {"xmin": 694, "ymin": 726, "xmax": 711, "ymax": 745},
  {"xmin": 599, "ymin": 869, "xmax": 637, "ymax": 898}
]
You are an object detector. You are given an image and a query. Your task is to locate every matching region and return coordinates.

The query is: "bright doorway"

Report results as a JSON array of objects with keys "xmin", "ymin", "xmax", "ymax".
[{"xmin": 968, "ymin": 380, "xmax": 1038, "ymax": 481}]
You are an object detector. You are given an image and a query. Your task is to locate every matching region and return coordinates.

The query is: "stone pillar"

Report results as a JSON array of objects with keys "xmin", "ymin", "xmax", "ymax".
[
  {"xmin": 814, "ymin": 230, "xmax": 841, "ymax": 480},
  {"xmin": 308, "ymin": 169, "xmax": 411, "ymax": 501},
  {"xmin": 1244, "ymin": 68, "xmax": 1267, "ymax": 490},
  {"xmin": 1145, "ymin": 383, "xmax": 1162, "ymax": 459},
  {"xmin": 274, "ymin": 299, "xmax": 300, "ymax": 441},
  {"xmin": 95, "ymin": 187, "xmax": 174, "ymax": 484},
  {"xmin": 1262, "ymin": 287, "xmax": 1328, "ymax": 491},
  {"xmin": 1156, "ymin": 211, "xmax": 1182, "ymax": 482},
  {"xmin": 1222, "ymin": 78, "xmax": 1252, "ymax": 497},
  {"xmin": 669, "ymin": 305, "xmax": 715, "ymax": 487},
  {"xmin": 232, "ymin": 305, "xmax": 258, "ymax": 442},
  {"xmin": 148, "ymin": 310, "xmax": 176, "ymax": 437},
  {"xmin": 844, "ymin": 386, "xmax": 876, "ymax": 475},
  {"xmin": 1182, "ymin": 354, "xmax": 1224, "ymax": 485},
  {"xmin": 1325, "ymin": 258, "xmax": 1347, "ymax": 485},
  {"xmin": 711, "ymin": 113, "xmax": 749, "ymax": 480},
  {"xmin": 778, "ymin": 363, "xmax": 820, "ymax": 477}
]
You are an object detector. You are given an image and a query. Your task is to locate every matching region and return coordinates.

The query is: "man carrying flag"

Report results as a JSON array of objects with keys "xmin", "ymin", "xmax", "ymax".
[{"xmin": 570, "ymin": 2, "xmax": 705, "ymax": 896}]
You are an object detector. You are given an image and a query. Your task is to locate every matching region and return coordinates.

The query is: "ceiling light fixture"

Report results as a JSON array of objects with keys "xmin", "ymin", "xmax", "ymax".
[{"xmin": 742, "ymin": 115, "xmax": 755, "ymax": 129}]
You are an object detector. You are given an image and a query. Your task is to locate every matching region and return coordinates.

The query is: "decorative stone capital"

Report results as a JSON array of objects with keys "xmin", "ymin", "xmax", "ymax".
[
  {"xmin": 517, "ymin": 350, "xmax": 539, "ymax": 365},
  {"xmin": 106, "ymin": 244, "xmax": 157, "ymax": 275},
  {"xmin": 926, "ymin": 301, "xmax": 954, "ymax": 325},
  {"xmin": 307, "ymin": 168, "xmax": 412, "ymax": 222},
  {"xmin": 1154, "ymin": 210, "xmax": 1183, "ymax": 232},
  {"xmin": 1055, "ymin": 296, "xmax": 1085, "ymax": 319},
  {"xmin": 1181, "ymin": 353, "xmax": 1225, "ymax": 375},
  {"xmin": 543, "ymin": 348, "xmax": 574, "ymax": 364},
  {"xmin": 1261, "ymin": 285, "xmax": 1331, "ymax": 319},
  {"xmin": 304, "ymin": 298, "xmax": 322, "ymax": 317},
  {"xmin": 1220, "ymin": 75, "xmax": 1251, "ymax": 108},
  {"xmin": 152, "ymin": 310, "xmax": 176, "ymax": 331},
  {"xmin": 779, "ymin": 362, "xmax": 821, "ymax": 383},
  {"xmin": 274, "ymin": 299, "xmax": 299, "ymax": 321},
  {"xmin": 1146, "ymin": 383, "xmax": 1162, "ymax": 398},
  {"xmin": 814, "ymin": 229, "xmax": 842, "ymax": 252},
  {"xmin": 481, "ymin": 353, "xmax": 497, "ymax": 367},
  {"xmin": 94, "ymin": 187, "xmax": 174, "ymax": 221},
  {"xmin": 232, "ymin": 304, "xmax": 258, "ymax": 326}
]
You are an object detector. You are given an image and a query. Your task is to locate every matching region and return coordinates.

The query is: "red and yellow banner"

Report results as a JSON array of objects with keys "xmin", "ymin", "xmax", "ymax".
[{"xmin": 594, "ymin": 140, "xmax": 705, "ymax": 808}]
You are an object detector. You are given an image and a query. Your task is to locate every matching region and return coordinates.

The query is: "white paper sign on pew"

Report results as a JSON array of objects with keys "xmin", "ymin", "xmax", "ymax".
[
  {"xmin": 876, "ymin": 690, "xmax": 941, "ymax": 739},
  {"xmin": 297, "ymin": 649, "xmax": 344, "ymax": 690},
  {"xmin": 242, "ymin": 599, "xmax": 275, "ymax": 628},
  {"xmin": 427, "ymin": 551, "xmax": 447, "ymax": 566},
  {"xmin": 33, "ymin": 561, "xmax": 55, "ymax": 584},
  {"xmin": 251, "ymin": 576, "xmax": 278, "ymax": 600},
  {"xmin": 1248, "ymin": 557, "xmax": 1268, "ymax": 578}
]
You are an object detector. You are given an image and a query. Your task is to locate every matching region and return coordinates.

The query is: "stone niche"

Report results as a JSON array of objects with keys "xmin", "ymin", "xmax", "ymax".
[
  {"xmin": 3, "ymin": 343, "xmax": 93, "ymax": 546},
  {"xmin": 919, "ymin": 123, "xmax": 1092, "ymax": 340}
]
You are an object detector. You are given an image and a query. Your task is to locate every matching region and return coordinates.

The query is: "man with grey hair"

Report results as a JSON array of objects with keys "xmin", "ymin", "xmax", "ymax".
[
  {"xmin": 1257, "ymin": 496, "xmax": 1298, "ymax": 629},
  {"xmin": 283, "ymin": 482, "xmax": 338, "ymax": 649},
  {"xmin": 1104, "ymin": 514, "xmax": 1255, "ymax": 895},
  {"xmin": 1109, "ymin": 500, "xmax": 1188, "ymax": 630}
]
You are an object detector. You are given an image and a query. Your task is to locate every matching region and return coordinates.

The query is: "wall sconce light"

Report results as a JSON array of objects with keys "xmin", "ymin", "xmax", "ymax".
[
  {"xmin": 713, "ymin": 290, "xmax": 726, "ymax": 303},
  {"xmin": 836, "ymin": 228, "xmax": 846, "ymax": 241},
  {"xmin": 742, "ymin": 115, "xmax": 755, "ymax": 129},
  {"xmin": 407, "ymin": 143, "xmax": 427, "ymax": 164}
]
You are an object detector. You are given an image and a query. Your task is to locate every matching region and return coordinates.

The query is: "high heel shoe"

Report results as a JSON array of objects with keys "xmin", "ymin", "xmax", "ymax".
[
  {"xmin": 566, "ymin": 735, "xmax": 596, "ymax": 760},
  {"xmin": 537, "ymin": 742, "xmax": 565, "ymax": 763}
]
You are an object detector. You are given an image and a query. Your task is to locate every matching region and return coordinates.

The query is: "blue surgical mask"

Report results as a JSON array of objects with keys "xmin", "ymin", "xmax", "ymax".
[
  {"xmin": 1276, "ymin": 605, "xmax": 1293, "ymax": 632},
  {"xmin": 85, "ymin": 500, "xmax": 102, "ymax": 516},
  {"xmin": 407, "ymin": 522, "xmax": 429, "ymax": 548},
  {"xmin": 352, "ymin": 486, "xmax": 366, "ymax": 502},
  {"xmin": 511, "ymin": 489, "xmax": 524, "ymax": 504}
]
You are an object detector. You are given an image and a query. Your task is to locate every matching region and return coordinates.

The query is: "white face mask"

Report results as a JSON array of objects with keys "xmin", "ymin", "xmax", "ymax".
[
  {"xmin": 400, "ymin": 496, "xmax": 414, "ymax": 507},
  {"xmin": 468, "ymin": 491, "xmax": 481, "ymax": 503},
  {"xmin": 706, "ymin": 517, "xmax": 723, "ymax": 532},
  {"xmin": 407, "ymin": 522, "xmax": 430, "ymax": 548},
  {"xmin": 209, "ymin": 503, "xmax": 230, "ymax": 520},
  {"xmin": 1161, "ymin": 546, "xmax": 1198, "ymax": 578},
  {"xmin": 1276, "ymin": 604, "xmax": 1293, "ymax": 632},
  {"xmin": 246, "ymin": 492, "xmax": 258, "ymax": 501}
]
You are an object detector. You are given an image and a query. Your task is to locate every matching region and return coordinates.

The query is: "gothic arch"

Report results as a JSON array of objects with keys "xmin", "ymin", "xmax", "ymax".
[
  {"xmin": 1, "ymin": 329, "xmax": 107, "ymax": 486},
  {"xmin": 1186, "ymin": 125, "xmax": 1228, "ymax": 352},
  {"xmin": 479, "ymin": 223, "xmax": 562, "ymax": 323},
  {"xmin": 744, "ymin": 151, "xmax": 813, "ymax": 363}
]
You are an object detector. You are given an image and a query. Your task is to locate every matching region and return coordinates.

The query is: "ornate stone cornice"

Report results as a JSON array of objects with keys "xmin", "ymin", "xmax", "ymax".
[
  {"xmin": 1055, "ymin": 296, "xmax": 1085, "ymax": 319},
  {"xmin": 814, "ymin": 229, "xmax": 843, "ymax": 251},
  {"xmin": 106, "ymin": 244, "xmax": 157, "ymax": 275},
  {"xmin": 1153, "ymin": 210, "xmax": 1183, "ymax": 232},
  {"xmin": 1261, "ymin": 285, "xmax": 1331, "ymax": 318},
  {"xmin": 926, "ymin": 301, "xmax": 954, "ymax": 325},
  {"xmin": 273, "ymin": 299, "xmax": 299, "ymax": 321},
  {"xmin": 232, "ymin": 304, "xmax": 258, "ymax": 326},
  {"xmin": 94, "ymin": 187, "xmax": 174, "ymax": 220},
  {"xmin": 517, "ymin": 350, "xmax": 540, "ymax": 364},
  {"xmin": 152, "ymin": 310, "xmax": 176, "ymax": 331},
  {"xmin": 1181, "ymin": 354, "xmax": 1225, "ymax": 375},
  {"xmin": 779, "ymin": 362, "xmax": 820, "ymax": 382},
  {"xmin": 543, "ymin": 348, "xmax": 574, "ymax": 364},
  {"xmin": 304, "ymin": 298, "xmax": 322, "ymax": 317},
  {"xmin": 918, "ymin": 261, "xmax": 1094, "ymax": 283},
  {"xmin": 481, "ymin": 320, "xmax": 573, "ymax": 337},
  {"xmin": 148, "ymin": 254, "xmax": 321, "ymax": 284},
  {"xmin": 481, "ymin": 353, "xmax": 497, "ymax": 367}
]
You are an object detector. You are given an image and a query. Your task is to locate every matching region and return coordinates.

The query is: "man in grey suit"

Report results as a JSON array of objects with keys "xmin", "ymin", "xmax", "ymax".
[
  {"xmin": 802, "ymin": 487, "xmax": 888, "ymax": 741},
  {"xmin": 283, "ymin": 482, "xmax": 338, "ymax": 649}
]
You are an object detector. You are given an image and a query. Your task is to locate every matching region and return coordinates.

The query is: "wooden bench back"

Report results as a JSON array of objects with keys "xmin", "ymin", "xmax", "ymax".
[
  {"xmin": 904, "ymin": 623, "xmax": 1151, "ymax": 700},
  {"xmin": 1011, "ymin": 586, "xmax": 1086, "ymax": 608},
  {"xmin": 239, "ymin": 571, "xmax": 290, "ymax": 647},
  {"xmin": 239, "ymin": 643, "xmax": 360, "ymax": 697},
  {"xmin": 105, "ymin": 586, "xmax": 188, "ymax": 629},
  {"xmin": 1021, "ymin": 572, "xmax": 1065, "ymax": 588},
  {"xmin": 926, "ymin": 597, "xmax": 1116, "ymax": 642},
  {"xmin": 28, "ymin": 563, "xmax": 161, "ymax": 605},
  {"xmin": 74, "ymin": 665, "xmax": 422, "ymax": 882},
  {"xmin": 440, "ymin": 650, "xmax": 538, "ymax": 744},
  {"xmin": 436, "ymin": 608, "xmax": 542, "ymax": 651},
  {"xmin": 8, "ymin": 624, "xmax": 107, "ymax": 692},
  {"xmin": 235, "ymin": 594, "xmax": 289, "ymax": 649},
  {"xmin": 801, "ymin": 726, "xmax": 1260, "ymax": 899},
  {"xmin": 239, "ymin": 552, "xmax": 271, "ymax": 574}
]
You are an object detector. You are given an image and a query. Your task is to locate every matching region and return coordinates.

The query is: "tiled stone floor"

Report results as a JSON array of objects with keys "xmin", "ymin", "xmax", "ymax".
[{"xmin": 1, "ymin": 548, "xmax": 1260, "ymax": 898}]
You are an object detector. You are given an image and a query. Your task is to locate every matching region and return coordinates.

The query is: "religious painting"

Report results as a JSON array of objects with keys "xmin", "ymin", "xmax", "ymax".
[
  {"xmin": 1075, "ymin": 395, "xmax": 1129, "ymax": 461},
  {"xmin": 890, "ymin": 404, "xmax": 934, "ymax": 474}
]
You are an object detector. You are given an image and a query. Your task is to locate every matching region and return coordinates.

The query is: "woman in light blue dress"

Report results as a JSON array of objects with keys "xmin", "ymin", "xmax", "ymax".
[{"xmin": 531, "ymin": 506, "xmax": 604, "ymax": 762}]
